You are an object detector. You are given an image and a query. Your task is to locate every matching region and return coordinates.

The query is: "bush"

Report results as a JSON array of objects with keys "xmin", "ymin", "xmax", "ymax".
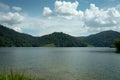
[{"xmin": 114, "ymin": 38, "xmax": 120, "ymax": 53}]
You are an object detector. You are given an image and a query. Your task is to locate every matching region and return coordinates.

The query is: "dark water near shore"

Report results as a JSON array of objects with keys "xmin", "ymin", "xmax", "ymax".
[{"xmin": 0, "ymin": 47, "xmax": 120, "ymax": 80}]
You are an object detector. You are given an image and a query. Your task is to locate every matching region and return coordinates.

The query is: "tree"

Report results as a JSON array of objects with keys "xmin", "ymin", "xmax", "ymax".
[{"xmin": 114, "ymin": 38, "xmax": 120, "ymax": 53}]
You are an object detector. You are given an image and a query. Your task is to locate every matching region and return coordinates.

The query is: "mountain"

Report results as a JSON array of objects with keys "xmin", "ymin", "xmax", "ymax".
[
  {"xmin": 38, "ymin": 32, "xmax": 87, "ymax": 47},
  {"xmin": 0, "ymin": 25, "xmax": 87, "ymax": 47},
  {"xmin": 1, "ymin": 24, "xmax": 120, "ymax": 47},
  {"xmin": 0, "ymin": 25, "xmax": 37, "ymax": 47},
  {"xmin": 80, "ymin": 30, "xmax": 120, "ymax": 47}
]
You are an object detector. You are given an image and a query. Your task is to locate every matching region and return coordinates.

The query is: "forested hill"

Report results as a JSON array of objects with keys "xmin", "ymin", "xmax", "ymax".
[
  {"xmin": 0, "ymin": 24, "xmax": 120, "ymax": 47},
  {"xmin": 38, "ymin": 32, "xmax": 87, "ymax": 47},
  {"xmin": 0, "ymin": 25, "xmax": 87, "ymax": 47},
  {"xmin": 80, "ymin": 30, "xmax": 120, "ymax": 47},
  {"xmin": 0, "ymin": 25, "xmax": 36, "ymax": 47}
]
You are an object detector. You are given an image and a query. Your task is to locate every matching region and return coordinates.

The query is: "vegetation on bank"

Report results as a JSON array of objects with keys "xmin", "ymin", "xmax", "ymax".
[
  {"xmin": 0, "ymin": 71, "xmax": 45, "ymax": 80},
  {"xmin": 42, "ymin": 43, "xmax": 56, "ymax": 47},
  {"xmin": 114, "ymin": 38, "xmax": 120, "ymax": 53},
  {"xmin": 0, "ymin": 72, "xmax": 33, "ymax": 80}
]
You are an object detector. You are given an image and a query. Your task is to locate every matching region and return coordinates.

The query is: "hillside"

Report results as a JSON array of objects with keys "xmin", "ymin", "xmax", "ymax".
[
  {"xmin": 0, "ymin": 25, "xmax": 37, "ymax": 47},
  {"xmin": 0, "ymin": 25, "xmax": 87, "ymax": 47},
  {"xmin": 1, "ymin": 24, "xmax": 120, "ymax": 47},
  {"xmin": 38, "ymin": 32, "xmax": 87, "ymax": 47},
  {"xmin": 80, "ymin": 30, "xmax": 120, "ymax": 47}
]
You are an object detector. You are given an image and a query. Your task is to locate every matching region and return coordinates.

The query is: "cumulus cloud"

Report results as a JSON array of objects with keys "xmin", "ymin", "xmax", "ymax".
[
  {"xmin": 12, "ymin": 6, "xmax": 22, "ymax": 11},
  {"xmin": 40, "ymin": 1, "xmax": 120, "ymax": 36},
  {"xmin": 84, "ymin": 4, "xmax": 120, "ymax": 27},
  {"xmin": 43, "ymin": 1, "xmax": 83, "ymax": 19},
  {"xmin": 42, "ymin": 1, "xmax": 120, "ymax": 28},
  {"xmin": 43, "ymin": 7, "xmax": 52, "ymax": 16},
  {"xmin": 0, "ymin": 12, "xmax": 24, "ymax": 26},
  {"xmin": 54, "ymin": 1, "xmax": 79, "ymax": 15},
  {"xmin": 0, "ymin": 3, "xmax": 24, "ymax": 27}
]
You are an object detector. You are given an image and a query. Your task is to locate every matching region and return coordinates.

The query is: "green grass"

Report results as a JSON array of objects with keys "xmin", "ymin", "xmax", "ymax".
[
  {"xmin": 0, "ymin": 70, "xmax": 45, "ymax": 80},
  {"xmin": 42, "ymin": 43, "xmax": 56, "ymax": 47}
]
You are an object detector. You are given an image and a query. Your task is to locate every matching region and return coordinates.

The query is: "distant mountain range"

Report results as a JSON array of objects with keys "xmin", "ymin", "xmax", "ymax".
[
  {"xmin": 0, "ymin": 24, "xmax": 120, "ymax": 47},
  {"xmin": 79, "ymin": 30, "xmax": 120, "ymax": 47}
]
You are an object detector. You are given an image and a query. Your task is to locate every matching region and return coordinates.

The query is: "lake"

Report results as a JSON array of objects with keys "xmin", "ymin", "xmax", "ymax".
[{"xmin": 0, "ymin": 47, "xmax": 120, "ymax": 80}]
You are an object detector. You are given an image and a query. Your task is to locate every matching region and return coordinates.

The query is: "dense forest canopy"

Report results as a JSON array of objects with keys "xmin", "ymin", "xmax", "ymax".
[
  {"xmin": 0, "ymin": 25, "xmax": 87, "ymax": 47},
  {"xmin": 0, "ymin": 24, "xmax": 120, "ymax": 47},
  {"xmin": 79, "ymin": 30, "xmax": 120, "ymax": 47}
]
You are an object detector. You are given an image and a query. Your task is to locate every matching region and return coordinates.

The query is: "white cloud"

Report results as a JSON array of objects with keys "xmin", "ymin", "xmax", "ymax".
[
  {"xmin": 41, "ymin": 1, "xmax": 120, "ymax": 36},
  {"xmin": 1, "ymin": 1, "xmax": 120, "ymax": 36},
  {"xmin": 12, "ymin": 6, "xmax": 22, "ymax": 11},
  {"xmin": 42, "ymin": 0, "xmax": 119, "ymax": 27},
  {"xmin": 14, "ymin": 16, "xmax": 88, "ymax": 36},
  {"xmin": 54, "ymin": 1, "xmax": 79, "ymax": 15},
  {"xmin": 0, "ymin": 2, "xmax": 10, "ymax": 11},
  {"xmin": 43, "ymin": 7, "xmax": 52, "ymax": 16},
  {"xmin": 0, "ymin": 3, "xmax": 24, "ymax": 26},
  {"xmin": 83, "ymin": 4, "xmax": 120, "ymax": 27},
  {"xmin": 43, "ymin": 1, "xmax": 83, "ymax": 19},
  {"xmin": 0, "ymin": 12, "xmax": 24, "ymax": 26},
  {"xmin": 6, "ymin": 1, "xmax": 120, "ymax": 36},
  {"xmin": 84, "ymin": 4, "xmax": 101, "ymax": 20},
  {"xmin": 13, "ymin": 27, "xmax": 22, "ymax": 32},
  {"xmin": 42, "ymin": 1, "xmax": 120, "ymax": 28},
  {"xmin": 107, "ymin": 8, "xmax": 120, "ymax": 17}
]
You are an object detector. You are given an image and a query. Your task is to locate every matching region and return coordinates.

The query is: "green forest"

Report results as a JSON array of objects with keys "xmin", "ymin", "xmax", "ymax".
[{"xmin": 0, "ymin": 24, "xmax": 120, "ymax": 49}]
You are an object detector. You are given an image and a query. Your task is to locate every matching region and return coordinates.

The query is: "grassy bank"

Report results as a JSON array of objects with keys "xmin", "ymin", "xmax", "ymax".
[{"xmin": 0, "ymin": 70, "xmax": 45, "ymax": 80}]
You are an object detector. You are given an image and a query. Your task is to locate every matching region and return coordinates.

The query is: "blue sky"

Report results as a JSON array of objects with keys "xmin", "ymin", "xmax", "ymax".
[
  {"xmin": 0, "ymin": 0, "xmax": 55, "ymax": 16},
  {"xmin": 0, "ymin": 0, "xmax": 120, "ymax": 36},
  {"xmin": 0, "ymin": 0, "xmax": 120, "ymax": 16}
]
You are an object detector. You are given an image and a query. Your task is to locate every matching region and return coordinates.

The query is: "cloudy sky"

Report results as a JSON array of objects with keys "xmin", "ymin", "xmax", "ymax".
[{"xmin": 0, "ymin": 0, "xmax": 120, "ymax": 36}]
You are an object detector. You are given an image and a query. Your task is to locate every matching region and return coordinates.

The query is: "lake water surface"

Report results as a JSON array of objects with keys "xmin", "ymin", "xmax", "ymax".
[{"xmin": 0, "ymin": 47, "xmax": 120, "ymax": 80}]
